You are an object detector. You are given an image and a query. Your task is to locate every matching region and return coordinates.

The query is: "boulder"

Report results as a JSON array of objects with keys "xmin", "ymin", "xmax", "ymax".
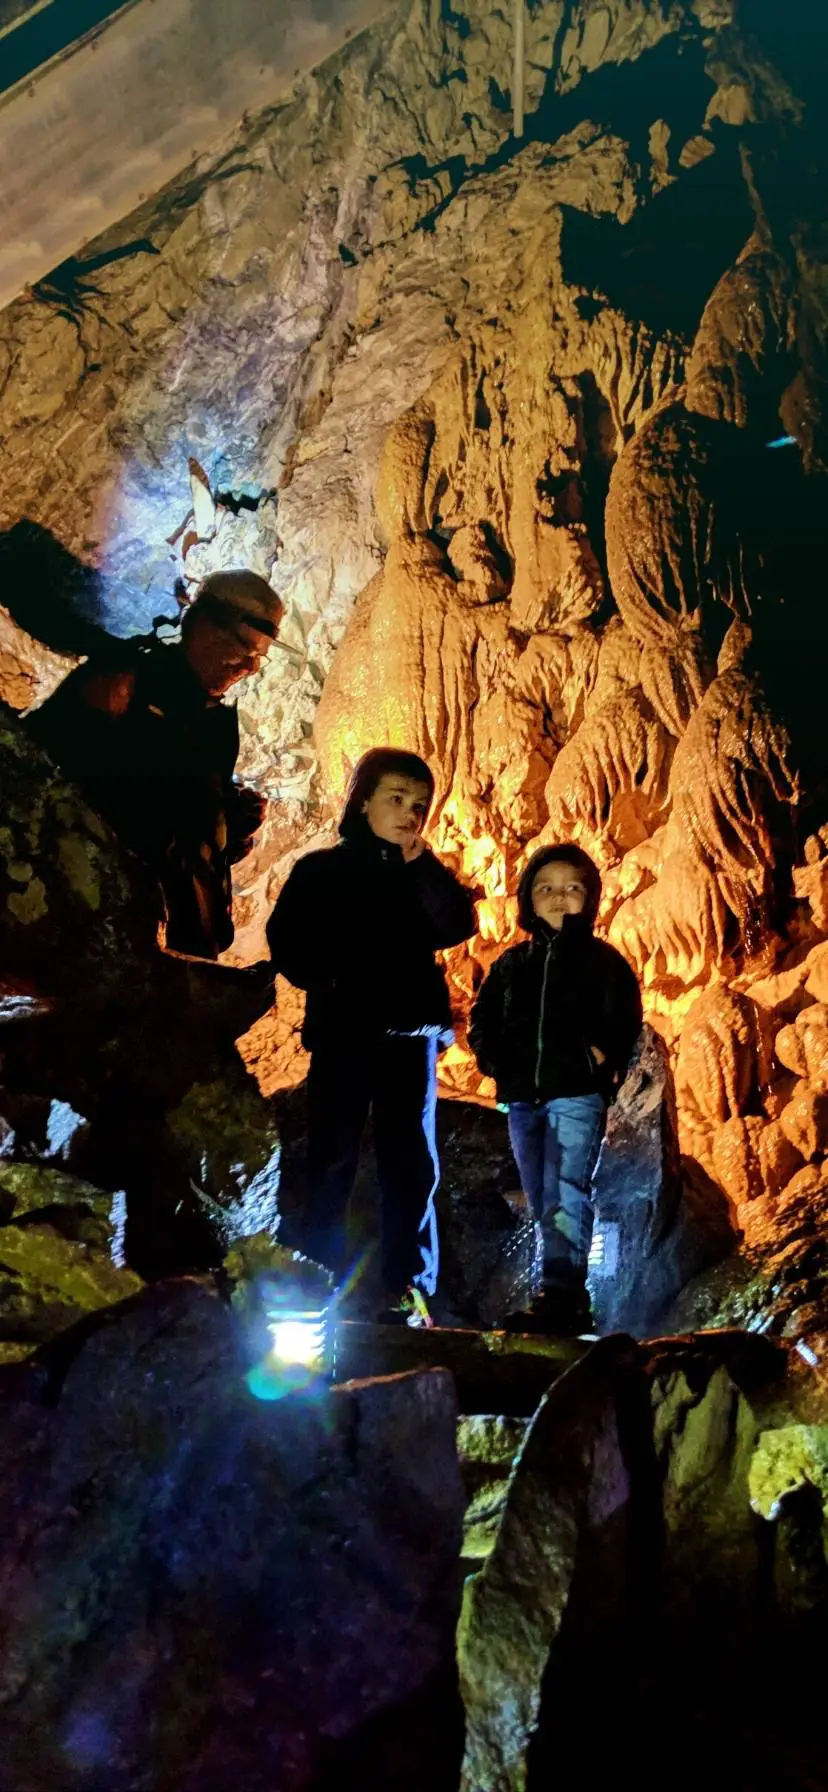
[
  {"xmin": 459, "ymin": 1331, "xmax": 822, "ymax": 1792},
  {"xmin": 776, "ymin": 1002, "xmax": 828, "ymax": 1090},
  {"xmin": 589, "ymin": 1027, "xmax": 734, "ymax": 1335},
  {"xmin": 794, "ymin": 856, "xmax": 828, "ymax": 932},
  {"xmin": 750, "ymin": 1421, "xmax": 828, "ymax": 1530},
  {"xmin": 457, "ymin": 1414, "xmax": 530, "ymax": 1565},
  {"xmin": 458, "ymin": 1335, "xmax": 645, "ymax": 1792},
  {"xmin": 0, "ymin": 1279, "xmax": 463, "ymax": 1792},
  {"xmin": 645, "ymin": 1334, "xmax": 780, "ymax": 1625},
  {"xmin": 336, "ymin": 1321, "xmax": 585, "ymax": 1419},
  {"xmin": 805, "ymin": 942, "xmax": 828, "ymax": 1005},
  {"xmin": 165, "ymin": 1068, "xmax": 282, "ymax": 1248},
  {"xmin": 0, "ymin": 1161, "xmax": 119, "ymax": 1237},
  {"xmin": 434, "ymin": 1101, "xmax": 542, "ymax": 1328},
  {"xmin": 0, "ymin": 703, "xmax": 157, "ymax": 1003},
  {"xmin": 0, "ymin": 1163, "xmax": 140, "ymax": 1357},
  {"xmin": 436, "ymin": 1183, "xmax": 542, "ymax": 1329},
  {"xmin": 0, "ymin": 706, "xmax": 282, "ymax": 1272},
  {"xmin": 669, "ymin": 1162, "xmax": 828, "ymax": 1348}
]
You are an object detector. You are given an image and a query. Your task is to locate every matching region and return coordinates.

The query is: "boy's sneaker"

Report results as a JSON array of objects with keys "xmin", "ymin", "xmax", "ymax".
[{"xmin": 375, "ymin": 1286, "xmax": 435, "ymax": 1329}]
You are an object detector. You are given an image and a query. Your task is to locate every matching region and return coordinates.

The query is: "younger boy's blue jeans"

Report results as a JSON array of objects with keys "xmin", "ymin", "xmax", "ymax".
[{"xmin": 507, "ymin": 1093, "xmax": 606, "ymax": 1292}]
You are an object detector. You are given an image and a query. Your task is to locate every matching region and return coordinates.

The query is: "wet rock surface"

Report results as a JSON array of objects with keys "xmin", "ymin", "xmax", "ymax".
[
  {"xmin": 457, "ymin": 1414, "xmax": 530, "ymax": 1566},
  {"xmin": 589, "ymin": 1027, "xmax": 735, "ymax": 1336},
  {"xmin": 0, "ymin": 1163, "xmax": 140, "ymax": 1360},
  {"xmin": 0, "ymin": 704, "xmax": 157, "ymax": 1003},
  {"xmin": 164, "ymin": 1070, "xmax": 282, "ymax": 1250},
  {"xmin": 459, "ymin": 1329, "xmax": 828, "ymax": 1792},
  {"xmin": 435, "ymin": 1104, "xmax": 542, "ymax": 1328},
  {"xmin": 665, "ymin": 1160, "xmax": 828, "ymax": 1352},
  {"xmin": 0, "ymin": 1222, "xmax": 825, "ymax": 1792},
  {"xmin": 0, "ymin": 711, "xmax": 280, "ymax": 1275},
  {"xmin": 0, "ymin": 1280, "xmax": 463, "ymax": 1792},
  {"xmin": 337, "ymin": 1320, "xmax": 584, "ymax": 1420}
]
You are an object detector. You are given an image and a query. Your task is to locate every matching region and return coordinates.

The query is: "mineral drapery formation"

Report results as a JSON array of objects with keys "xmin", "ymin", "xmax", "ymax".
[{"xmin": 1, "ymin": 0, "xmax": 827, "ymax": 1332}]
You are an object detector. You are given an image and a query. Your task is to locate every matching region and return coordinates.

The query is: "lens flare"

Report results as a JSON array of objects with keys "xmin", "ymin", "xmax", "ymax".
[{"xmin": 268, "ymin": 1314, "xmax": 327, "ymax": 1370}]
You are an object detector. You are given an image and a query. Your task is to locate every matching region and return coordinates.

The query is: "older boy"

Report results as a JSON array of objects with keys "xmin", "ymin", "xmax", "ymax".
[
  {"xmin": 267, "ymin": 747, "xmax": 476, "ymax": 1322},
  {"xmin": 469, "ymin": 844, "xmax": 642, "ymax": 1334}
]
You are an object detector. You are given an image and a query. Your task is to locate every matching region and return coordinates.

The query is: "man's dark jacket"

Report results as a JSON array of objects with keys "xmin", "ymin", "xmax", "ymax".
[
  {"xmin": 27, "ymin": 640, "xmax": 254, "ymax": 959},
  {"xmin": 468, "ymin": 911, "xmax": 642, "ymax": 1105},
  {"xmin": 266, "ymin": 817, "xmax": 476, "ymax": 1050}
]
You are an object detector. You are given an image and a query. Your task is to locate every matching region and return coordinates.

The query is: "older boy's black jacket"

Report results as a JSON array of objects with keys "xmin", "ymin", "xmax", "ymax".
[
  {"xmin": 266, "ymin": 818, "xmax": 475, "ymax": 1049},
  {"xmin": 468, "ymin": 914, "xmax": 642, "ymax": 1105}
]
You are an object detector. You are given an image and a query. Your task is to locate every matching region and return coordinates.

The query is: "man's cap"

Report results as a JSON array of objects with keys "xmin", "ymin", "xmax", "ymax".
[{"xmin": 191, "ymin": 569, "xmax": 284, "ymax": 641}]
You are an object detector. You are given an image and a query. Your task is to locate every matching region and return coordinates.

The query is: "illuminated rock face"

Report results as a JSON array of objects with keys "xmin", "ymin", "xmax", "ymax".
[
  {"xmin": 458, "ymin": 1330, "xmax": 828, "ymax": 1792},
  {"xmin": 1, "ymin": 0, "xmax": 827, "ymax": 1326},
  {"xmin": 312, "ymin": 220, "xmax": 828, "ymax": 1329}
]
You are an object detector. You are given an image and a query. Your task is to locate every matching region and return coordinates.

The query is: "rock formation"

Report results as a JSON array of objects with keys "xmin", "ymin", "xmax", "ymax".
[
  {"xmin": 0, "ymin": 1163, "xmax": 141, "ymax": 1361},
  {"xmin": 0, "ymin": 1280, "xmax": 463, "ymax": 1792},
  {"xmin": 0, "ymin": 708, "xmax": 279, "ymax": 1283},
  {"xmin": 0, "ymin": 0, "xmax": 827, "ymax": 1336},
  {"xmin": 3, "ymin": 10, "xmax": 828, "ymax": 1790},
  {"xmin": 458, "ymin": 1329, "xmax": 828, "ymax": 1792}
]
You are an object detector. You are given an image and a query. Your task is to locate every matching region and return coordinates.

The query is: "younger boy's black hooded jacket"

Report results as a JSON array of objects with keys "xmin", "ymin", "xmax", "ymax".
[
  {"xmin": 468, "ymin": 903, "xmax": 642, "ymax": 1107},
  {"xmin": 266, "ymin": 815, "xmax": 475, "ymax": 1050}
]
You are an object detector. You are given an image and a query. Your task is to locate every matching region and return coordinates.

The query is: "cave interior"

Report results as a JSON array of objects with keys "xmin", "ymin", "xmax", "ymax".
[{"xmin": 1, "ymin": 1, "xmax": 828, "ymax": 1787}]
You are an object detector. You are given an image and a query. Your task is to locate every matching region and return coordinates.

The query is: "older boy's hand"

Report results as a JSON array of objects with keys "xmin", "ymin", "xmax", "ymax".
[
  {"xmin": 589, "ymin": 1043, "xmax": 607, "ymax": 1066},
  {"xmin": 401, "ymin": 835, "xmax": 426, "ymax": 864}
]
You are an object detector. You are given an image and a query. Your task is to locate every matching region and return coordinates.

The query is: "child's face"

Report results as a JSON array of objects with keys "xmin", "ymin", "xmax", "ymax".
[
  {"xmin": 531, "ymin": 861, "xmax": 589, "ymax": 930},
  {"xmin": 362, "ymin": 773, "xmax": 431, "ymax": 849}
]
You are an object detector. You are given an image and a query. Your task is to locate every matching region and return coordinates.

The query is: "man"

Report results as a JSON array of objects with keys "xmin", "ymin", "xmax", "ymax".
[{"xmin": 28, "ymin": 569, "xmax": 284, "ymax": 959}]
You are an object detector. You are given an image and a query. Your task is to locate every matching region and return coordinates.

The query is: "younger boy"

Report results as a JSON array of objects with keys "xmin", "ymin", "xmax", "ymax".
[
  {"xmin": 468, "ymin": 844, "xmax": 642, "ymax": 1334},
  {"xmin": 266, "ymin": 747, "xmax": 476, "ymax": 1322}
]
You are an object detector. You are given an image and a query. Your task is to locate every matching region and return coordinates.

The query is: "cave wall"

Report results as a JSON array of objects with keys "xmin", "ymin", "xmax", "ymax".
[
  {"xmin": 1, "ymin": 0, "xmax": 828, "ymax": 1317},
  {"xmin": 0, "ymin": 0, "xmax": 391, "ymax": 312}
]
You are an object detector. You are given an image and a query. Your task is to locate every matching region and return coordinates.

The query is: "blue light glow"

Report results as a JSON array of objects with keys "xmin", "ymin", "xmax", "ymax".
[{"xmin": 245, "ymin": 1357, "xmax": 325, "ymax": 1402}]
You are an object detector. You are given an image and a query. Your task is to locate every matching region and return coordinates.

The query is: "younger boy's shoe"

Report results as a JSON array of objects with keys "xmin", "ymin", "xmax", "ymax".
[{"xmin": 375, "ymin": 1286, "xmax": 435, "ymax": 1329}]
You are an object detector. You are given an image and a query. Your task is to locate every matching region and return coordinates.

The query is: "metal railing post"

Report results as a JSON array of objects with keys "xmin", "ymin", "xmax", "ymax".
[{"xmin": 513, "ymin": 0, "xmax": 525, "ymax": 139}]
